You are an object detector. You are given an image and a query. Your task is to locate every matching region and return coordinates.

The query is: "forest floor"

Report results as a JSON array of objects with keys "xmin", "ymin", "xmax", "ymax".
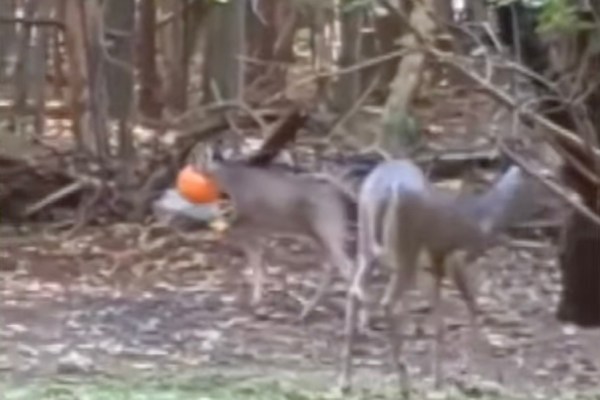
[{"xmin": 1, "ymin": 220, "xmax": 600, "ymax": 400}]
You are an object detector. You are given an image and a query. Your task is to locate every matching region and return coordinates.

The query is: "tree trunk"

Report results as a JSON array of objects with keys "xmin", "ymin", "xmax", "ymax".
[
  {"xmin": 30, "ymin": 1, "xmax": 54, "ymax": 135},
  {"xmin": 245, "ymin": 0, "xmax": 297, "ymax": 101},
  {"xmin": 380, "ymin": 0, "xmax": 437, "ymax": 154},
  {"xmin": 539, "ymin": 7, "xmax": 600, "ymax": 327},
  {"xmin": 245, "ymin": 0, "xmax": 276, "ymax": 84},
  {"xmin": 62, "ymin": 0, "xmax": 88, "ymax": 151},
  {"xmin": 104, "ymin": 0, "xmax": 135, "ymax": 121},
  {"xmin": 495, "ymin": 2, "xmax": 548, "ymax": 73},
  {"xmin": 372, "ymin": 7, "xmax": 404, "ymax": 101},
  {"xmin": 12, "ymin": 0, "xmax": 38, "ymax": 113},
  {"xmin": 465, "ymin": 0, "xmax": 487, "ymax": 22},
  {"xmin": 49, "ymin": 0, "xmax": 68, "ymax": 100},
  {"xmin": 161, "ymin": 0, "xmax": 188, "ymax": 112},
  {"xmin": 104, "ymin": 0, "xmax": 136, "ymax": 188},
  {"xmin": 203, "ymin": 0, "xmax": 246, "ymax": 102},
  {"xmin": 333, "ymin": 1, "xmax": 365, "ymax": 112},
  {"xmin": 0, "ymin": 0, "xmax": 17, "ymax": 80},
  {"xmin": 137, "ymin": 0, "xmax": 163, "ymax": 118},
  {"xmin": 81, "ymin": 0, "xmax": 110, "ymax": 162},
  {"xmin": 557, "ymin": 211, "xmax": 600, "ymax": 327}
]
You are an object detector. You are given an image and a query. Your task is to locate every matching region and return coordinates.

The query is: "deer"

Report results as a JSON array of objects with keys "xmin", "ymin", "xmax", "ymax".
[
  {"xmin": 338, "ymin": 158, "xmax": 541, "ymax": 395},
  {"xmin": 197, "ymin": 148, "xmax": 361, "ymax": 322}
]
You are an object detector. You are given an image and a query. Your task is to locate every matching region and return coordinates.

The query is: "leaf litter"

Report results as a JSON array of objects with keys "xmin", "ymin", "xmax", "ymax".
[{"xmin": 0, "ymin": 217, "xmax": 599, "ymax": 398}]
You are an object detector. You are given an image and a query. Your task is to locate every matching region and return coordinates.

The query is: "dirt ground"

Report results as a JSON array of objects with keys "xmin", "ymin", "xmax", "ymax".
[{"xmin": 1, "ymin": 221, "xmax": 599, "ymax": 398}]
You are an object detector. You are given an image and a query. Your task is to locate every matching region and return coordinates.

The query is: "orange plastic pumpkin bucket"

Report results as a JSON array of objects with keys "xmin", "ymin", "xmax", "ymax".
[{"xmin": 176, "ymin": 165, "xmax": 220, "ymax": 204}]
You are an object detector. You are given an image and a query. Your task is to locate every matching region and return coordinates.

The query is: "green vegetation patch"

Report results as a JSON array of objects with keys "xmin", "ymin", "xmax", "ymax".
[{"xmin": 1, "ymin": 374, "xmax": 600, "ymax": 400}]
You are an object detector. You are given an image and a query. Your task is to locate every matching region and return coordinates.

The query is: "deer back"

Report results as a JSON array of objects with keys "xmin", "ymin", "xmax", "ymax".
[{"xmin": 208, "ymin": 161, "xmax": 356, "ymax": 238}]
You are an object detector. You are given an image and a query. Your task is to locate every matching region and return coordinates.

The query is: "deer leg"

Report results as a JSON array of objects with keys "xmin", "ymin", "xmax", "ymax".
[
  {"xmin": 431, "ymin": 254, "xmax": 446, "ymax": 390},
  {"xmin": 381, "ymin": 245, "xmax": 419, "ymax": 397},
  {"xmin": 350, "ymin": 199, "xmax": 379, "ymax": 302},
  {"xmin": 299, "ymin": 260, "xmax": 334, "ymax": 321},
  {"xmin": 349, "ymin": 249, "xmax": 375, "ymax": 302},
  {"xmin": 449, "ymin": 255, "xmax": 483, "ymax": 372},
  {"xmin": 242, "ymin": 241, "xmax": 266, "ymax": 306},
  {"xmin": 450, "ymin": 254, "xmax": 480, "ymax": 329},
  {"xmin": 299, "ymin": 228, "xmax": 355, "ymax": 321},
  {"xmin": 224, "ymin": 227, "xmax": 267, "ymax": 306},
  {"xmin": 338, "ymin": 289, "xmax": 360, "ymax": 393},
  {"xmin": 378, "ymin": 223, "xmax": 419, "ymax": 398},
  {"xmin": 339, "ymin": 228, "xmax": 379, "ymax": 392},
  {"xmin": 382, "ymin": 269, "xmax": 410, "ymax": 398}
]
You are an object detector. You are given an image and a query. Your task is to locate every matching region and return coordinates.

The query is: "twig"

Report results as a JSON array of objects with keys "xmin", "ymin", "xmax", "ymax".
[
  {"xmin": 67, "ymin": 183, "xmax": 104, "ymax": 238},
  {"xmin": 256, "ymin": 47, "xmax": 413, "ymax": 105},
  {"xmin": 235, "ymin": 99, "xmax": 269, "ymax": 134},
  {"xmin": 327, "ymin": 73, "xmax": 381, "ymax": 138},
  {"xmin": 460, "ymin": 21, "xmax": 503, "ymax": 53},
  {"xmin": 156, "ymin": 0, "xmax": 208, "ymax": 29},
  {"xmin": 548, "ymin": 135, "xmax": 600, "ymax": 186},
  {"xmin": 0, "ymin": 15, "xmax": 65, "ymax": 30},
  {"xmin": 210, "ymin": 81, "xmax": 245, "ymax": 142},
  {"xmin": 494, "ymin": 58, "xmax": 560, "ymax": 95},
  {"xmin": 428, "ymin": 48, "xmax": 600, "ymax": 163},
  {"xmin": 250, "ymin": 0, "xmax": 267, "ymax": 26},
  {"xmin": 326, "ymin": 73, "xmax": 394, "ymax": 160},
  {"xmin": 499, "ymin": 141, "xmax": 600, "ymax": 228},
  {"xmin": 170, "ymin": 99, "xmax": 267, "ymax": 138},
  {"xmin": 23, "ymin": 180, "xmax": 89, "ymax": 217},
  {"xmin": 376, "ymin": 2, "xmax": 599, "ymax": 165},
  {"xmin": 508, "ymin": 238, "xmax": 551, "ymax": 251}
]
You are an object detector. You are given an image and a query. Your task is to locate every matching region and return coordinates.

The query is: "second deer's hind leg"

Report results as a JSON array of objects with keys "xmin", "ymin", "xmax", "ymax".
[
  {"xmin": 223, "ymin": 226, "xmax": 268, "ymax": 306},
  {"xmin": 448, "ymin": 253, "xmax": 487, "ymax": 375},
  {"xmin": 243, "ymin": 241, "xmax": 267, "ymax": 306},
  {"xmin": 301, "ymin": 204, "xmax": 360, "ymax": 319},
  {"xmin": 229, "ymin": 225, "xmax": 267, "ymax": 306},
  {"xmin": 338, "ymin": 223, "xmax": 379, "ymax": 392},
  {"xmin": 430, "ymin": 253, "xmax": 447, "ymax": 390},
  {"xmin": 382, "ymin": 268, "xmax": 412, "ymax": 398},
  {"xmin": 381, "ymin": 245, "xmax": 419, "ymax": 397},
  {"xmin": 349, "ymin": 196, "xmax": 380, "ymax": 308},
  {"xmin": 338, "ymin": 288, "xmax": 360, "ymax": 393},
  {"xmin": 298, "ymin": 259, "xmax": 335, "ymax": 321},
  {"xmin": 299, "ymin": 220, "xmax": 352, "ymax": 321},
  {"xmin": 449, "ymin": 252, "xmax": 481, "ymax": 333}
]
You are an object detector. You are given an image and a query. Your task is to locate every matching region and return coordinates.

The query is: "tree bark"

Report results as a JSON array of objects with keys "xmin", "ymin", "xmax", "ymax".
[
  {"xmin": 465, "ymin": 0, "xmax": 487, "ymax": 22},
  {"xmin": 203, "ymin": 0, "xmax": 246, "ymax": 102},
  {"xmin": 380, "ymin": 0, "xmax": 437, "ymax": 154},
  {"xmin": 372, "ymin": 7, "xmax": 404, "ymax": 101},
  {"xmin": 30, "ymin": 1, "xmax": 54, "ymax": 135},
  {"xmin": 81, "ymin": 0, "xmax": 110, "ymax": 162},
  {"xmin": 0, "ymin": 0, "xmax": 17, "ymax": 80},
  {"xmin": 104, "ymin": 0, "xmax": 135, "ymax": 121},
  {"xmin": 62, "ymin": 0, "xmax": 88, "ymax": 151},
  {"xmin": 246, "ymin": 0, "xmax": 276, "ymax": 84},
  {"xmin": 104, "ymin": 0, "xmax": 136, "ymax": 188},
  {"xmin": 137, "ymin": 0, "xmax": 163, "ymax": 118},
  {"xmin": 539, "ymin": 7, "xmax": 600, "ymax": 327},
  {"xmin": 333, "ymin": 1, "xmax": 365, "ymax": 112},
  {"xmin": 12, "ymin": 0, "xmax": 38, "ymax": 113},
  {"xmin": 161, "ymin": 0, "xmax": 187, "ymax": 112}
]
